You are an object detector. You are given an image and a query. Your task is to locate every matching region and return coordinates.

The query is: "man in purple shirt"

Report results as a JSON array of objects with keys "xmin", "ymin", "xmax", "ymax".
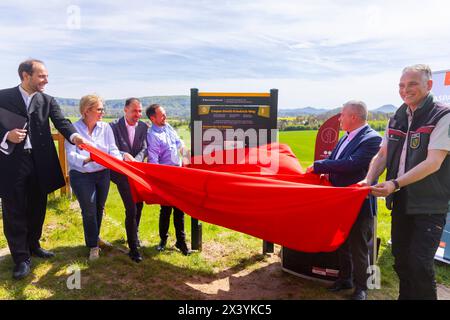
[{"xmin": 146, "ymin": 104, "xmax": 191, "ymax": 256}]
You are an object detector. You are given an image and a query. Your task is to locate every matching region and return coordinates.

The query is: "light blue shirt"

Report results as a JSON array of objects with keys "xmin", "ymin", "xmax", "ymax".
[
  {"xmin": 147, "ymin": 123, "xmax": 182, "ymax": 166},
  {"xmin": 66, "ymin": 119, "xmax": 122, "ymax": 173}
]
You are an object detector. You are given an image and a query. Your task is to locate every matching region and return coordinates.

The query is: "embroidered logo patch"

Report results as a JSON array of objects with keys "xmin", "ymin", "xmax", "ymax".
[{"xmin": 410, "ymin": 132, "xmax": 421, "ymax": 149}]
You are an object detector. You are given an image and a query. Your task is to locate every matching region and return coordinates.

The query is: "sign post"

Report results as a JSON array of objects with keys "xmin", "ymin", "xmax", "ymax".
[{"xmin": 190, "ymin": 89, "xmax": 278, "ymax": 253}]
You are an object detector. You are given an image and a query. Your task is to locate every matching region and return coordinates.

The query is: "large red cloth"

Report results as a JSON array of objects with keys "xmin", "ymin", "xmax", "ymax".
[{"xmin": 81, "ymin": 143, "xmax": 369, "ymax": 252}]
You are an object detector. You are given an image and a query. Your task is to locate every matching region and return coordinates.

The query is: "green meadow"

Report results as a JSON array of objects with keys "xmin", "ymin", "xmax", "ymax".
[
  {"xmin": 0, "ymin": 129, "xmax": 448, "ymax": 300},
  {"xmin": 279, "ymin": 130, "xmax": 320, "ymax": 168}
]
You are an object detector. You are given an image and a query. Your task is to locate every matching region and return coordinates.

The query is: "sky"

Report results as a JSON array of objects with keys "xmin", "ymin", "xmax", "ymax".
[{"xmin": 0, "ymin": 0, "xmax": 449, "ymax": 109}]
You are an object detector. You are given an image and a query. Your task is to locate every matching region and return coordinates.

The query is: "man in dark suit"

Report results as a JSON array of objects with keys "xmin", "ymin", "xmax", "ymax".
[
  {"xmin": 0, "ymin": 59, "xmax": 86, "ymax": 279},
  {"xmin": 307, "ymin": 100, "xmax": 382, "ymax": 300},
  {"xmin": 110, "ymin": 98, "xmax": 148, "ymax": 263}
]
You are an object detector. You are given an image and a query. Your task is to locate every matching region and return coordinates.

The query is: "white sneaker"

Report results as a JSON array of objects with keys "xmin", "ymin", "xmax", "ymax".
[{"xmin": 89, "ymin": 247, "xmax": 100, "ymax": 261}]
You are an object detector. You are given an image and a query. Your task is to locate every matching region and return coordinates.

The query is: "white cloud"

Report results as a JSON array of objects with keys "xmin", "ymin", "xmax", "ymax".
[{"xmin": 0, "ymin": 0, "xmax": 449, "ymax": 108}]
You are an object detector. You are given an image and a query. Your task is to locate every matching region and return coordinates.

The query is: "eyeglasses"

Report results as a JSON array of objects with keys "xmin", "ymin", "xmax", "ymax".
[{"xmin": 94, "ymin": 108, "xmax": 105, "ymax": 113}]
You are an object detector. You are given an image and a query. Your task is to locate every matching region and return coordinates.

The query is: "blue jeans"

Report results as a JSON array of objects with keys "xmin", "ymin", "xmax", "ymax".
[{"xmin": 70, "ymin": 169, "xmax": 110, "ymax": 248}]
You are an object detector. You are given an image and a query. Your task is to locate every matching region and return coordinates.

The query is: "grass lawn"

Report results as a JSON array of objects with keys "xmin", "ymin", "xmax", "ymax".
[{"xmin": 0, "ymin": 129, "xmax": 449, "ymax": 300}]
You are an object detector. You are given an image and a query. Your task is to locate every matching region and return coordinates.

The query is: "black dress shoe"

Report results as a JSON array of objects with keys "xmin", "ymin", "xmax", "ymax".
[
  {"xmin": 128, "ymin": 250, "xmax": 143, "ymax": 263},
  {"xmin": 156, "ymin": 240, "xmax": 167, "ymax": 252},
  {"xmin": 31, "ymin": 247, "xmax": 55, "ymax": 259},
  {"xmin": 351, "ymin": 289, "xmax": 368, "ymax": 300},
  {"xmin": 328, "ymin": 279, "xmax": 354, "ymax": 292},
  {"xmin": 13, "ymin": 260, "xmax": 31, "ymax": 280},
  {"xmin": 175, "ymin": 241, "xmax": 191, "ymax": 256}
]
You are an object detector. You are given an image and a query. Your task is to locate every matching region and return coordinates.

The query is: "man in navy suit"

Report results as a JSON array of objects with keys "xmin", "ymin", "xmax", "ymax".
[
  {"xmin": 110, "ymin": 98, "xmax": 148, "ymax": 262},
  {"xmin": 307, "ymin": 100, "xmax": 382, "ymax": 300}
]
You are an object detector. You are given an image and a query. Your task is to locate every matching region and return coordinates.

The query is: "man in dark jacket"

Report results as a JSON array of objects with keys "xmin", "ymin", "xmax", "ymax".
[
  {"xmin": 110, "ymin": 98, "xmax": 148, "ymax": 262},
  {"xmin": 0, "ymin": 59, "xmax": 86, "ymax": 279}
]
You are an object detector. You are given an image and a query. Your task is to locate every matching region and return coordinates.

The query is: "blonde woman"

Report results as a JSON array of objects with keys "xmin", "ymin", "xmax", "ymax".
[{"xmin": 66, "ymin": 95, "xmax": 121, "ymax": 260}]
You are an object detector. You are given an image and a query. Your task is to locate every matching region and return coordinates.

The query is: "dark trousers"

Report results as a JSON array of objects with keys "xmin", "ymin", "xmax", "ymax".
[
  {"xmin": 1, "ymin": 152, "xmax": 47, "ymax": 265},
  {"xmin": 159, "ymin": 206, "xmax": 186, "ymax": 243},
  {"xmin": 115, "ymin": 178, "xmax": 143, "ymax": 250},
  {"xmin": 337, "ymin": 210, "xmax": 374, "ymax": 291},
  {"xmin": 70, "ymin": 169, "xmax": 110, "ymax": 248},
  {"xmin": 391, "ymin": 191, "xmax": 446, "ymax": 300}
]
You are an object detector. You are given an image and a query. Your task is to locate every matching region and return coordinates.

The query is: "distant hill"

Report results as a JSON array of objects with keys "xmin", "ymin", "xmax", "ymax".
[
  {"xmin": 278, "ymin": 107, "xmax": 329, "ymax": 117},
  {"xmin": 56, "ymin": 95, "xmax": 191, "ymax": 118},
  {"xmin": 56, "ymin": 95, "xmax": 396, "ymax": 119},
  {"xmin": 372, "ymin": 104, "xmax": 397, "ymax": 114},
  {"xmin": 280, "ymin": 105, "xmax": 398, "ymax": 117}
]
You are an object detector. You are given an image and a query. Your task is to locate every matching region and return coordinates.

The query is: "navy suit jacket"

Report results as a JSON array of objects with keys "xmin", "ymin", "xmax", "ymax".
[
  {"xmin": 313, "ymin": 124, "xmax": 382, "ymax": 216},
  {"xmin": 109, "ymin": 117, "xmax": 148, "ymax": 184}
]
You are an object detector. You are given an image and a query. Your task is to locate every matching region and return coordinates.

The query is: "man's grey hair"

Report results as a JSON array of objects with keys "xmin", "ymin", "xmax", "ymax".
[
  {"xmin": 343, "ymin": 100, "xmax": 368, "ymax": 121},
  {"xmin": 402, "ymin": 64, "xmax": 432, "ymax": 82}
]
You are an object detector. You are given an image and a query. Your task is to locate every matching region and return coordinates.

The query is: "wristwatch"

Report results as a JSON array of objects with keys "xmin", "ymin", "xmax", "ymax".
[{"xmin": 391, "ymin": 179, "xmax": 401, "ymax": 192}]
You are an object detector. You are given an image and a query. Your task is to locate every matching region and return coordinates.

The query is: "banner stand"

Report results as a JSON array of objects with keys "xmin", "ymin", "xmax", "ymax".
[{"xmin": 281, "ymin": 113, "xmax": 381, "ymax": 282}]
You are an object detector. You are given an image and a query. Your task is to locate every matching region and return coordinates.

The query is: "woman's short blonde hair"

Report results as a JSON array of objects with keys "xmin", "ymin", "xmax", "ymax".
[{"xmin": 79, "ymin": 94, "xmax": 103, "ymax": 117}]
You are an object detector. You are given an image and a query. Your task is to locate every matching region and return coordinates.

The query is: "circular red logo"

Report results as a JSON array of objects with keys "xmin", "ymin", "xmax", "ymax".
[{"xmin": 320, "ymin": 128, "xmax": 338, "ymax": 144}]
